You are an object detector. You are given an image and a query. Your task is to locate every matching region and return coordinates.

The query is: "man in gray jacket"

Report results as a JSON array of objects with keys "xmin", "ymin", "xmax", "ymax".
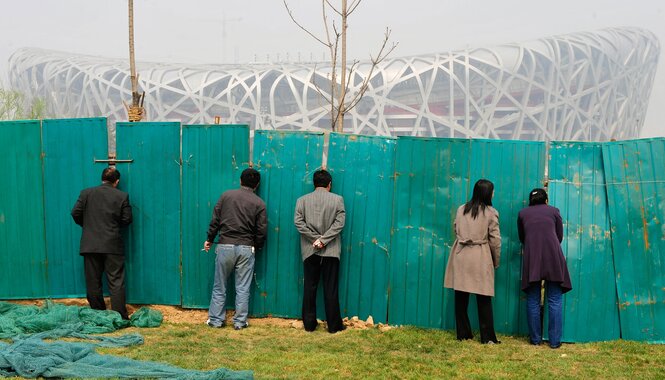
[{"xmin": 294, "ymin": 169, "xmax": 346, "ymax": 333}]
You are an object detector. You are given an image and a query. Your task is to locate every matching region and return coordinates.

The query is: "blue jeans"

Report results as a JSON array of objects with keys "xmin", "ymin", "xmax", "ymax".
[
  {"xmin": 208, "ymin": 244, "xmax": 255, "ymax": 328},
  {"xmin": 526, "ymin": 281, "xmax": 563, "ymax": 347}
]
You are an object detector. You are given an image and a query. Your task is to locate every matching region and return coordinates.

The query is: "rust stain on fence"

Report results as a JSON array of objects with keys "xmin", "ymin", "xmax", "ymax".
[{"xmin": 641, "ymin": 206, "xmax": 650, "ymax": 251}]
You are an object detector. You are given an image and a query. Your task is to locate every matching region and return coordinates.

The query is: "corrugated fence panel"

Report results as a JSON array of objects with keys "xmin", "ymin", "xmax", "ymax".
[
  {"xmin": 389, "ymin": 137, "xmax": 470, "ymax": 328},
  {"xmin": 602, "ymin": 138, "xmax": 665, "ymax": 342},
  {"xmin": 116, "ymin": 122, "xmax": 182, "ymax": 305},
  {"xmin": 327, "ymin": 133, "xmax": 395, "ymax": 323},
  {"xmin": 181, "ymin": 124, "xmax": 249, "ymax": 308},
  {"xmin": 251, "ymin": 131, "xmax": 324, "ymax": 318},
  {"xmin": 549, "ymin": 141, "xmax": 619, "ymax": 342},
  {"xmin": 469, "ymin": 139, "xmax": 546, "ymax": 335},
  {"xmin": 42, "ymin": 118, "xmax": 108, "ymax": 298},
  {"xmin": 0, "ymin": 120, "xmax": 48, "ymax": 298}
]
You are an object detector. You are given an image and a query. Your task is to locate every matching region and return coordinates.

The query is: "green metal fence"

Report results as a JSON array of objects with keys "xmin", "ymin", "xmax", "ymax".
[
  {"xmin": 389, "ymin": 137, "xmax": 471, "ymax": 329},
  {"xmin": 42, "ymin": 118, "xmax": 108, "ymax": 298},
  {"xmin": 328, "ymin": 133, "xmax": 395, "ymax": 323},
  {"xmin": 181, "ymin": 124, "xmax": 249, "ymax": 308},
  {"xmin": 116, "ymin": 122, "xmax": 182, "ymax": 305},
  {"xmin": 2, "ymin": 119, "xmax": 664, "ymax": 343},
  {"xmin": 602, "ymin": 138, "xmax": 665, "ymax": 342},
  {"xmin": 469, "ymin": 139, "xmax": 546, "ymax": 335},
  {"xmin": 0, "ymin": 120, "xmax": 48, "ymax": 298},
  {"xmin": 251, "ymin": 130, "xmax": 324, "ymax": 318},
  {"xmin": 549, "ymin": 141, "xmax": 620, "ymax": 342}
]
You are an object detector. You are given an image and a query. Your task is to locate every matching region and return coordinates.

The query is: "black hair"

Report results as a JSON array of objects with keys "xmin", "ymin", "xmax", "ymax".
[
  {"xmin": 240, "ymin": 168, "xmax": 261, "ymax": 189},
  {"xmin": 102, "ymin": 167, "xmax": 120, "ymax": 183},
  {"xmin": 313, "ymin": 169, "xmax": 332, "ymax": 188},
  {"xmin": 528, "ymin": 188, "xmax": 548, "ymax": 206},
  {"xmin": 463, "ymin": 179, "xmax": 494, "ymax": 219}
]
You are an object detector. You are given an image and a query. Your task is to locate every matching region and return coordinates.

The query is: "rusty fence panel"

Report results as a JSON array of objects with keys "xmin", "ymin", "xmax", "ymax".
[
  {"xmin": 602, "ymin": 138, "xmax": 665, "ymax": 342},
  {"xmin": 181, "ymin": 124, "xmax": 249, "ymax": 308},
  {"xmin": 251, "ymin": 131, "xmax": 324, "ymax": 318},
  {"xmin": 328, "ymin": 133, "xmax": 396, "ymax": 323},
  {"xmin": 549, "ymin": 141, "xmax": 620, "ymax": 342}
]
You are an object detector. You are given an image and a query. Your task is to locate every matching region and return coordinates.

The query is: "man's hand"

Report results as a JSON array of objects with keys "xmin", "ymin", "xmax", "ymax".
[
  {"xmin": 203, "ymin": 241, "xmax": 212, "ymax": 252},
  {"xmin": 313, "ymin": 239, "xmax": 324, "ymax": 249}
]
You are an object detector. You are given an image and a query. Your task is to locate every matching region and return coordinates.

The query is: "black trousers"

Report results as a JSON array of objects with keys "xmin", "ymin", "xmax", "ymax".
[
  {"xmin": 302, "ymin": 255, "xmax": 344, "ymax": 333},
  {"xmin": 454, "ymin": 290, "xmax": 498, "ymax": 343},
  {"xmin": 83, "ymin": 253, "xmax": 129, "ymax": 320}
]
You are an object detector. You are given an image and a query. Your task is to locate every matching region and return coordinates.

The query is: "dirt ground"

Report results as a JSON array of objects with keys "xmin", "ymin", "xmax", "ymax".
[{"xmin": 7, "ymin": 298, "xmax": 391, "ymax": 330}]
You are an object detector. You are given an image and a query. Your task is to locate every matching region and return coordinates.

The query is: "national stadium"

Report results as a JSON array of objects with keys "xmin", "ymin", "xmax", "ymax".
[{"xmin": 8, "ymin": 27, "xmax": 659, "ymax": 141}]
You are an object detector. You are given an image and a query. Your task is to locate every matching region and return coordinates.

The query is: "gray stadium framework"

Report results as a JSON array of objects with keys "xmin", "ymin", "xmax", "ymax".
[{"xmin": 8, "ymin": 27, "xmax": 659, "ymax": 141}]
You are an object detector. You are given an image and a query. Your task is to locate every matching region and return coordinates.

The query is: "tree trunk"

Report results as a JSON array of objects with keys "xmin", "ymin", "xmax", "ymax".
[
  {"xmin": 337, "ymin": 0, "xmax": 348, "ymax": 133},
  {"xmin": 129, "ymin": 0, "xmax": 138, "ymax": 104},
  {"xmin": 127, "ymin": 0, "xmax": 143, "ymax": 121}
]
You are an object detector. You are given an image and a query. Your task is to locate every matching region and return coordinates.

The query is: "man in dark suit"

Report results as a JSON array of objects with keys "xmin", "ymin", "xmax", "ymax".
[
  {"xmin": 71, "ymin": 166, "xmax": 133, "ymax": 319},
  {"xmin": 294, "ymin": 169, "xmax": 346, "ymax": 333}
]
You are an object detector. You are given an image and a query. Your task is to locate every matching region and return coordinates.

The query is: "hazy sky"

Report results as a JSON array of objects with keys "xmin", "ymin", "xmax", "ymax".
[{"xmin": 0, "ymin": 0, "xmax": 662, "ymax": 137}]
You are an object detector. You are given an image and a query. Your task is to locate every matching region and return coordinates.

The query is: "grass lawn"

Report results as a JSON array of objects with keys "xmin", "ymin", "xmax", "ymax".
[{"xmin": 92, "ymin": 319, "xmax": 665, "ymax": 379}]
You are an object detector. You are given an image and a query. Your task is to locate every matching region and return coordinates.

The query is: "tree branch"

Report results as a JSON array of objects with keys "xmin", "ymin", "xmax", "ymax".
[
  {"xmin": 283, "ymin": 0, "xmax": 330, "ymax": 47},
  {"xmin": 309, "ymin": 64, "xmax": 333, "ymax": 108},
  {"xmin": 285, "ymin": 1, "xmax": 397, "ymax": 132},
  {"xmin": 324, "ymin": 0, "xmax": 342, "ymax": 16},
  {"xmin": 344, "ymin": 28, "xmax": 398, "ymax": 111},
  {"xmin": 347, "ymin": 0, "xmax": 362, "ymax": 15}
]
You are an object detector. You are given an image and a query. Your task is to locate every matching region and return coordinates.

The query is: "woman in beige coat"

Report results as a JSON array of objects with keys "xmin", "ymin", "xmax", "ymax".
[{"xmin": 444, "ymin": 179, "xmax": 501, "ymax": 344}]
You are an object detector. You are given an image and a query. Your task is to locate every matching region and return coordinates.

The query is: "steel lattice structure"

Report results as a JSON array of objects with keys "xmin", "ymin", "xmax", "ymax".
[{"xmin": 8, "ymin": 27, "xmax": 659, "ymax": 140}]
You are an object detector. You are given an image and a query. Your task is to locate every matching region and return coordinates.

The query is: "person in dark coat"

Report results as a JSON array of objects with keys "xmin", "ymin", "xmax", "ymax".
[
  {"xmin": 71, "ymin": 166, "xmax": 133, "ymax": 319},
  {"xmin": 203, "ymin": 168, "xmax": 267, "ymax": 330},
  {"xmin": 517, "ymin": 188, "xmax": 572, "ymax": 349}
]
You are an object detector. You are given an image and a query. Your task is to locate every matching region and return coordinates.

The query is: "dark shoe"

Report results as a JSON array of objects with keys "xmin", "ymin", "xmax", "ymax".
[
  {"xmin": 328, "ymin": 325, "xmax": 347, "ymax": 334},
  {"xmin": 234, "ymin": 322, "xmax": 249, "ymax": 330},
  {"xmin": 530, "ymin": 340, "xmax": 542, "ymax": 346},
  {"xmin": 303, "ymin": 320, "xmax": 318, "ymax": 332},
  {"xmin": 550, "ymin": 343, "xmax": 562, "ymax": 349},
  {"xmin": 205, "ymin": 319, "xmax": 225, "ymax": 328}
]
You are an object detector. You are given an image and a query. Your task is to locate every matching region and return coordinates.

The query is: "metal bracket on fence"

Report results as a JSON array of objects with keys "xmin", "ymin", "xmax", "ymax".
[{"xmin": 94, "ymin": 159, "xmax": 134, "ymax": 164}]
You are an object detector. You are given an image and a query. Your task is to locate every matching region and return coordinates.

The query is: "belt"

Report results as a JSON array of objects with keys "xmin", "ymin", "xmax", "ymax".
[{"xmin": 459, "ymin": 239, "xmax": 488, "ymax": 246}]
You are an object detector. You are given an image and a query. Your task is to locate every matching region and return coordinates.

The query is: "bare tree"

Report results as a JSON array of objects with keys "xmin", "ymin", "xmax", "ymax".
[
  {"xmin": 125, "ymin": 0, "xmax": 145, "ymax": 122},
  {"xmin": 284, "ymin": 0, "xmax": 397, "ymax": 132}
]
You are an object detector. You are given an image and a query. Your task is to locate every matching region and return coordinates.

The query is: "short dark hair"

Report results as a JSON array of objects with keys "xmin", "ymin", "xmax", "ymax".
[
  {"xmin": 240, "ymin": 168, "xmax": 261, "ymax": 188},
  {"xmin": 102, "ymin": 167, "xmax": 120, "ymax": 183},
  {"xmin": 529, "ymin": 188, "xmax": 548, "ymax": 206},
  {"xmin": 313, "ymin": 169, "xmax": 332, "ymax": 188}
]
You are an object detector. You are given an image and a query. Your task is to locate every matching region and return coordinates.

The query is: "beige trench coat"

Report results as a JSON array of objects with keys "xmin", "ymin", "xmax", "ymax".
[{"xmin": 444, "ymin": 205, "xmax": 501, "ymax": 296}]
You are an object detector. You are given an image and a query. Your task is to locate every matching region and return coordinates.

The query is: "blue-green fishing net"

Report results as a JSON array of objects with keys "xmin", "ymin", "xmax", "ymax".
[{"xmin": 0, "ymin": 301, "xmax": 252, "ymax": 379}]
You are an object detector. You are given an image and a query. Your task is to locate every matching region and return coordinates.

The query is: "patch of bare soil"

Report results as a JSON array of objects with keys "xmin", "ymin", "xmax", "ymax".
[{"xmin": 5, "ymin": 298, "xmax": 395, "ymax": 331}]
